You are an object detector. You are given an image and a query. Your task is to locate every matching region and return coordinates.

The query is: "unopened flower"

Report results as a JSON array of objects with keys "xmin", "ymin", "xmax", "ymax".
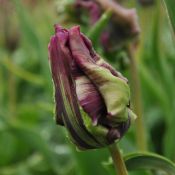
[
  {"xmin": 73, "ymin": 0, "xmax": 140, "ymax": 52},
  {"xmin": 48, "ymin": 25, "xmax": 136, "ymax": 150}
]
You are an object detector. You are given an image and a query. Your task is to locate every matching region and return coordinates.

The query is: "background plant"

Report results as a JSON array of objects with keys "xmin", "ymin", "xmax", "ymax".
[{"xmin": 0, "ymin": 0, "xmax": 175, "ymax": 175}]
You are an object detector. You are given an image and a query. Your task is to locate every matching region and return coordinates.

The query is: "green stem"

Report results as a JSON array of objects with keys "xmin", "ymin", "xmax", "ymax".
[
  {"xmin": 0, "ymin": 66, "xmax": 3, "ymax": 107},
  {"xmin": 109, "ymin": 144, "xmax": 128, "ymax": 175},
  {"xmin": 127, "ymin": 44, "xmax": 147, "ymax": 151},
  {"xmin": 163, "ymin": 0, "xmax": 175, "ymax": 37},
  {"xmin": 88, "ymin": 10, "xmax": 112, "ymax": 47},
  {"xmin": 7, "ymin": 57, "xmax": 17, "ymax": 118}
]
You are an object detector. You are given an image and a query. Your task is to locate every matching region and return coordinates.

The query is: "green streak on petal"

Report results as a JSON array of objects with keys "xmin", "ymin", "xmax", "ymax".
[
  {"xmin": 58, "ymin": 75, "xmax": 100, "ymax": 148},
  {"xmin": 128, "ymin": 108, "xmax": 137, "ymax": 124},
  {"xmin": 80, "ymin": 108, "xmax": 109, "ymax": 146},
  {"xmin": 83, "ymin": 64, "xmax": 130, "ymax": 123},
  {"xmin": 87, "ymin": 10, "xmax": 112, "ymax": 47}
]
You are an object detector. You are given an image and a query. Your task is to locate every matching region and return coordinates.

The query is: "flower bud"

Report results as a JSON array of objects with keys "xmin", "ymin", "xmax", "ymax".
[
  {"xmin": 48, "ymin": 25, "xmax": 136, "ymax": 150},
  {"xmin": 73, "ymin": 0, "xmax": 140, "ymax": 52}
]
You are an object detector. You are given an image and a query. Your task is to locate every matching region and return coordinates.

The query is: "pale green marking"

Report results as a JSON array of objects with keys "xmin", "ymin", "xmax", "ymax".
[
  {"xmin": 58, "ymin": 74, "xmax": 100, "ymax": 148},
  {"xmin": 84, "ymin": 64, "xmax": 130, "ymax": 123},
  {"xmin": 80, "ymin": 108, "xmax": 109, "ymax": 146}
]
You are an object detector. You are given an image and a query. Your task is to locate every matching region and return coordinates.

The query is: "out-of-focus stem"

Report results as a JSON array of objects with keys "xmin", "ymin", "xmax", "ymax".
[
  {"xmin": 7, "ymin": 56, "xmax": 17, "ymax": 118},
  {"xmin": 109, "ymin": 143, "xmax": 128, "ymax": 175},
  {"xmin": 88, "ymin": 10, "xmax": 112, "ymax": 46},
  {"xmin": 128, "ymin": 44, "xmax": 147, "ymax": 151},
  {"xmin": 163, "ymin": 0, "xmax": 175, "ymax": 37}
]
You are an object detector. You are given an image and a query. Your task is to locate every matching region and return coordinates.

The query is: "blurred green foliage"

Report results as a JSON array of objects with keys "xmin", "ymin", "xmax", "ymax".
[{"xmin": 0, "ymin": 0, "xmax": 175, "ymax": 175}]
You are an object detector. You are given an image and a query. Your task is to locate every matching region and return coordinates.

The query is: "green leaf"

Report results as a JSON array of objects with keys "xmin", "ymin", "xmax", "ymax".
[
  {"xmin": 71, "ymin": 147, "xmax": 109, "ymax": 175},
  {"xmin": 140, "ymin": 1, "xmax": 175, "ymax": 159},
  {"xmin": 139, "ymin": 65, "xmax": 169, "ymax": 113},
  {"xmin": 6, "ymin": 121, "xmax": 60, "ymax": 175},
  {"xmin": 0, "ymin": 131, "xmax": 17, "ymax": 166},
  {"xmin": 104, "ymin": 152, "xmax": 175, "ymax": 174},
  {"xmin": 12, "ymin": 0, "xmax": 52, "ymax": 92},
  {"xmin": 87, "ymin": 10, "xmax": 112, "ymax": 47},
  {"xmin": 125, "ymin": 152, "xmax": 175, "ymax": 174},
  {"xmin": 163, "ymin": 0, "xmax": 175, "ymax": 35},
  {"xmin": 1, "ymin": 57, "xmax": 45, "ymax": 86}
]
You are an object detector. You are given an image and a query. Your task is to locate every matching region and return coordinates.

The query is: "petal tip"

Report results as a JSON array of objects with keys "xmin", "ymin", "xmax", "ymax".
[
  {"xmin": 92, "ymin": 118, "xmax": 98, "ymax": 126},
  {"xmin": 54, "ymin": 24, "xmax": 62, "ymax": 33},
  {"xmin": 70, "ymin": 25, "xmax": 81, "ymax": 35}
]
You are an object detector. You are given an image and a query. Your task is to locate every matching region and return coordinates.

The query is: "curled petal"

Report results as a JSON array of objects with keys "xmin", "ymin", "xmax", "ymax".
[
  {"xmin": 75, "ymin": 75, "xmax": 106, "ymax": 125},
  {"xmin": 49, "ymin": 26, "xmax": 104, "ymax": 149},
  {"xmin": 49, "ymin": 25, "xmax": 136, "ymax": 149},
  {"xmin": 69, "ymin": 26, "xmax": 130, "ymax": 124}
]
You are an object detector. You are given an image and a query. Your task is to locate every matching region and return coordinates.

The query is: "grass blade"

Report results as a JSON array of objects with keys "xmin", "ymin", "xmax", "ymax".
[{"xmin": 163, "ymin": 0, "xmax": 175, "ymax": 35}]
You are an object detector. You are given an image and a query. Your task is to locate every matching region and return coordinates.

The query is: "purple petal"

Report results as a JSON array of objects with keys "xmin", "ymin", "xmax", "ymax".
[
  {"xmin": 69, "ymin": 26, "xmax": 128, "ymax": 82},
  {"xmin": 48, "ymin": 26, "xmax": 102, "ymax": 149},
  {"xmin": 69, "ymin": 26, "xmax": 130, "ymax": 142},
  {"xmin": 75, "ymin": 75, "xmax": 106, "ymax": 125}
]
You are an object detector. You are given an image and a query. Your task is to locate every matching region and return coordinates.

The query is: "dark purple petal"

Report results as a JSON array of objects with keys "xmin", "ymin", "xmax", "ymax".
[
  {"xmin": 68, "ymin": 27, "xmax": 107, "ymax": 124},
  {"xmin": 48, "ymin": 25, "xmax": 102, "ymax": 149},
  {"xmin": 48, "ymin": 25, "xmax": 135, "ymax": 149},
  {"xmin": 75, "ymin": 75, "xmax": 106, "ymax": 125},
  {"xmin": 69, "ymin": 26, "xmax": 128, "ymax": 82},
  {"xmin": 69, "ymin": 27, "xmax": 129, "ymax": 124}
]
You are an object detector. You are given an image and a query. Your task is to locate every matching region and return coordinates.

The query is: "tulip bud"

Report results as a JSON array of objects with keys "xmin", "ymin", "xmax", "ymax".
[
  {"xmin": 48, "ymin": 25, "xmax": 136, "ymax": 150},
  {"xmin": 73, "ymin": 0, "xmax": 140, "ymax": 53}
]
